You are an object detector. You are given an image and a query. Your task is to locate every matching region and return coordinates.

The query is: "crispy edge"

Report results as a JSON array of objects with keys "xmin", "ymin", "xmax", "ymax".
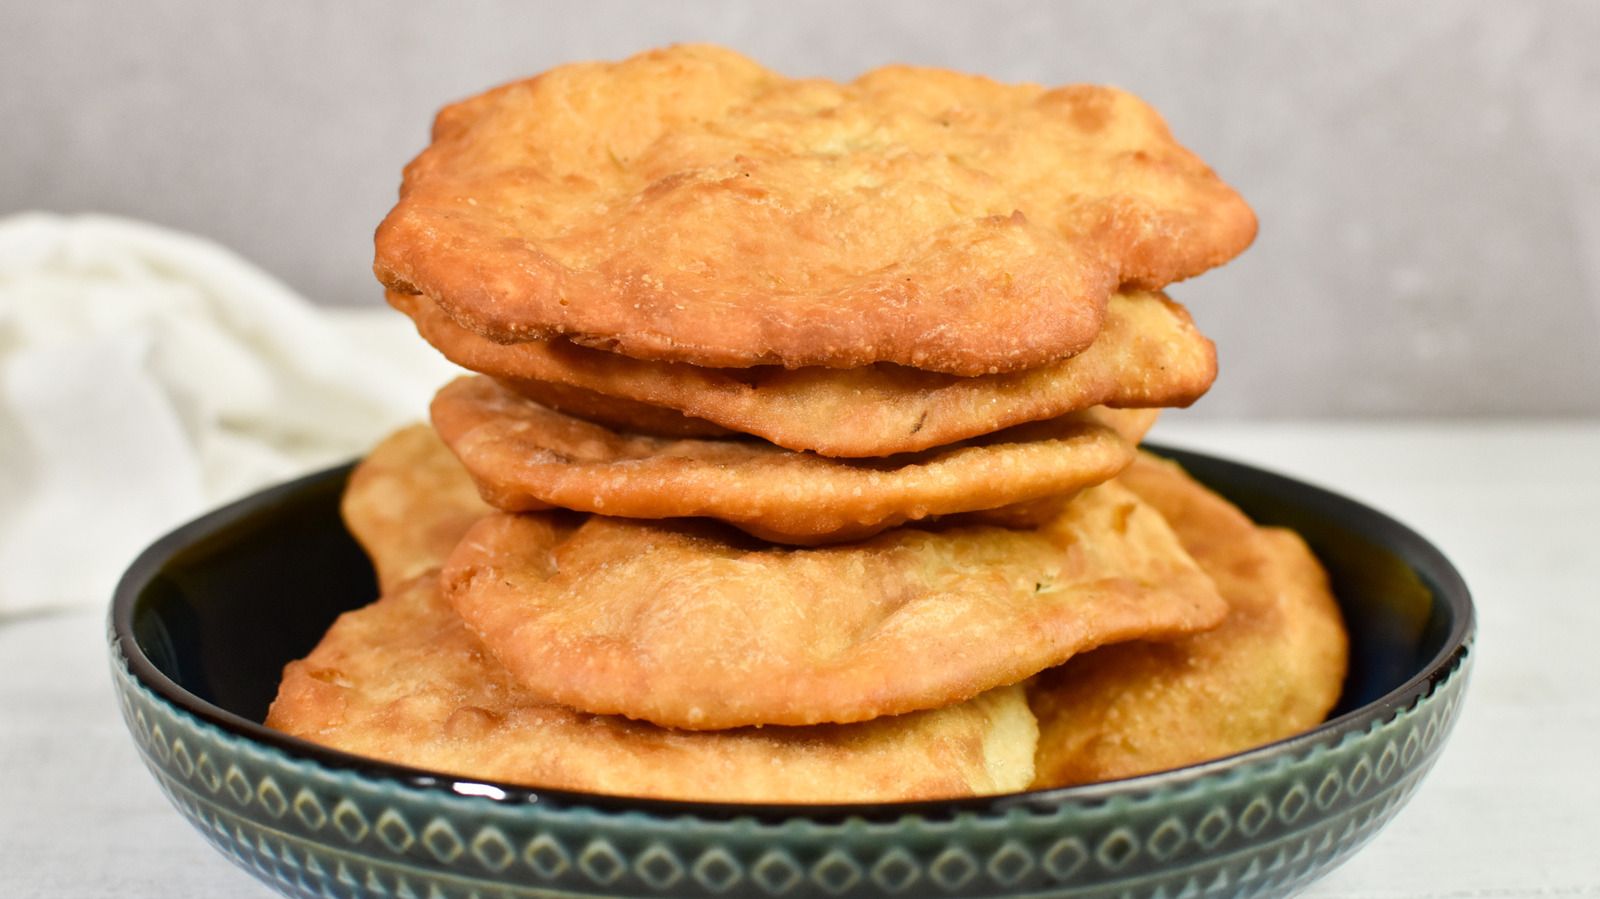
[
  {"xmin": 431, "ymin": 375, "xmax": 1136, "ymax": 544},
  {"xmin": 500, "ymin": 377, "xmax": 732, "ymax": 438},
  {"xmin": 1029, "ymin": 455, "xmax": 1349, "ymax": 787},
  {"xmin": 393, "ymin": 289, "xmax": 1215, "ymax": 457}
]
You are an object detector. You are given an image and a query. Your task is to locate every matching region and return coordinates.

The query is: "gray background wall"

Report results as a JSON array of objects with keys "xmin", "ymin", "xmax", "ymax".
[{"xmin": 4, "ymin": 0, "xmax": 1597, "ymax": 418}]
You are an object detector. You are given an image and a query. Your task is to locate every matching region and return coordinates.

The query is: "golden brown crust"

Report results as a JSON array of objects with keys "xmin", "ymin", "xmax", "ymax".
[
  {"xmin": 430, "ymin": 375, "xmax": 1135, "ymax": 544},
  {"xmin": 392, "ymin": 289, "xmax": 1216, "ymax": 457},
  {"xmin": 340, "ymin": 424, "xmax": 492, "ymax": 593},
  {"xmin": 1083, "ymin": 406, "xmax": 1162, "ymax": 446},
  {"xmin": 375, "ymin": 45, "xmax": 1254, "ymax": 374},
  {"xmin": 1029, "ymin": 454, "xmax": 1349, "ymax": 787},
  {"xmin": 507, "ymin": 382, "xmax": 1157, "ymax": 446},
  {"xmin": 440, "ymin": 482, "xmax": 1227, "ymax": 730},
  {"xmin": 500, "ymin": 378, "xmax": 731, "ymax": 438},
  {"xmin": 949, "ymin": 406, "xmax": 1153, "ymax": 529},
  {"xmin": 266, "ymin": 574, "xmax": 1039, "ymax": 803}
]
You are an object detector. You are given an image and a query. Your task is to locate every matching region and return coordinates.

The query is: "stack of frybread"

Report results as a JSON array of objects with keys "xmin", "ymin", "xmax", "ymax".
[{"xmin": 266, "ymin": 46, "xmax": 1348, "ymax": 803}]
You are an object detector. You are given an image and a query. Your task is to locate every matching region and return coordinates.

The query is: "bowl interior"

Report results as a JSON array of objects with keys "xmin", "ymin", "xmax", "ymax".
[
  {"xmin": 126, "ymin": 471, "xmax": 376, "ymax": 720},
  {"xmin": 118, "ymin": 446, "xmax": 1468, "ymax": 792}
]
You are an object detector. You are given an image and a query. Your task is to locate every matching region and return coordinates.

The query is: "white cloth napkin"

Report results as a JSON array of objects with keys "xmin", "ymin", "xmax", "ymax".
[{"xmin": 0, "ymin": 213, "xmax": 452, "ymax": 615}]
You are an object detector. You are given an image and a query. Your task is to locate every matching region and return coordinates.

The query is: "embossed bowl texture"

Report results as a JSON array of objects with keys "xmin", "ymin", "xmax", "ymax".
[{"xmin": 109, "ymin": 446, "xmax": 1473, "ymax": 899}]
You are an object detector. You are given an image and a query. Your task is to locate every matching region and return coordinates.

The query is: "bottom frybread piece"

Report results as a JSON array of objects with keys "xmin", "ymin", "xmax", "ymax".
[
  {"xmin": 1028, "ymin": 454, "xmax": 1348, "ymax": 787},
  {"xmin": 441, "ymin": 480, "xmax": 1228, "ymax": 730},
  {"xmin": 266, "ymin": 573, "xmax": 1038, "ymax": 803},
  {"xmin": 432, "ymin": 375, "xmax": 1144, "ymax": 544}
]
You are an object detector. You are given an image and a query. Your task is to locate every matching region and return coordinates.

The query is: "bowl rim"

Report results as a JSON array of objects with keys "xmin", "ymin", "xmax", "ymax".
[{"xmin": 111, "ymin": 443, "xmax": 1474, "ymax": 823}]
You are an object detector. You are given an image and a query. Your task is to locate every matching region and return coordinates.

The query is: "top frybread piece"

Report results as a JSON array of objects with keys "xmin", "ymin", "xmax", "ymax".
[{"xmin": 375, "ymin": 45, "xmax": 1256, "ymax": 375}]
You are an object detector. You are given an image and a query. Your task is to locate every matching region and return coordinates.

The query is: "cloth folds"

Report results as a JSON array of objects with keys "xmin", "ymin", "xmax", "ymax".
[{"xmin": 0, "ymin": 213, "xmax": 454, "ymax": 615}]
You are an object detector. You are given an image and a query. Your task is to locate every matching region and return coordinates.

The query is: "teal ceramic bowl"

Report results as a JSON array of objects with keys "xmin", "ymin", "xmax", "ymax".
[{"xmin": 110, "ymin": 446, "xmax": 1473, "ymax": 899}]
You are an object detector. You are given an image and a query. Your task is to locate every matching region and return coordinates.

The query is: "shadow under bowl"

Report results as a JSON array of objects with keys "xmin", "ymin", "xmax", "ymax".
[{"xmin": 109, "ymin": 445, "xmax": 1473, "ymax": 899}]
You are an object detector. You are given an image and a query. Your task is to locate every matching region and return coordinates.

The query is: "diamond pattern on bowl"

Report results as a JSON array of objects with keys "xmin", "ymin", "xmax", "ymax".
[
  {"xmin": 522, "ymin": 832, "xmax": 569, "ymax": 879},
  {"xmin": 690, "ymin": 845, "xmax": 741, "ymax": 893},
  {"xmin": 751, "ymin": 849, "xmax": 804, "ymax": 895},
  {"xmin": 634, "ymin": 842, "xmax": 685, "ymax": 890},
  {"xmin": 578, "ymin": 838, "xmax": 626, "ymax": 886},
  {"xmin": 112, "ymin": 623, "xmax": 1470, "ymax": 898},
  {"xmin": 868, "ymin": 847, "xmax": 919, "ymax": 894},
  {"xmin": 469, "ymin": 825, "xmax": 514, "ymax": 872}
]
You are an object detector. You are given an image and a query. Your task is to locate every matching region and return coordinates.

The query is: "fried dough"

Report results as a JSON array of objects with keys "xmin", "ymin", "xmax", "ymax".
[
  {"xmin": 375, "ymin": 45, "xmax": 1254, "ymax": 375},
  {"xmin": 340, "ymin": 424, "xmax": 491, "ymax": 593},
  {"xmin": 391, "ymin": 289, "xmax": 1215, "ymax": 457},
  {"xmin": 503, "ymin": 378, "xmax": 731, "ymax": 438},
  {"xmin": 441, "ymin": 482, "xmax": 1227, "ymax": 730},
  {"xmin": 431, "ymin": 375, "xmax": 1138, "ymax": 544},
  {"xmin": 1085, "ymin": 406, "xmax": 1161, "ymax": 447},
  {"xmin": 266, "ymin": 574, "xmax": 1038, "ymax": 802},
  {"xmin": 1029, "ymin": 455, "xmax": 1348, "ymax": 787},
  {"xmin": 959, "ymin": 404, "xmax": 1158, "ymax": 530}
]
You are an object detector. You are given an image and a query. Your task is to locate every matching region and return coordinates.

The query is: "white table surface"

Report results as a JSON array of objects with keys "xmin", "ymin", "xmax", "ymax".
[{"xmin": 3, "ymin": 409, "xmax": 1598, "ymax": 897}]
